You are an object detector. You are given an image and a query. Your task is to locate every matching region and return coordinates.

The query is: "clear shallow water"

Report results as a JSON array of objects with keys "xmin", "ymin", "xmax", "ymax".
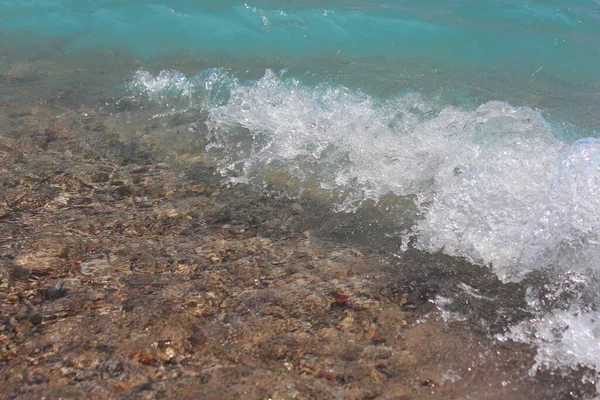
[{"xmin": 2, "ymin": 0, "xmax": 600, "ymax": 388}]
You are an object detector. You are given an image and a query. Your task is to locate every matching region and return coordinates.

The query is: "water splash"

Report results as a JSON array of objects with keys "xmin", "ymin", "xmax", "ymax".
[{"xmin": 129, "ymin": 68, "xmax": 600, "ymax": 374}]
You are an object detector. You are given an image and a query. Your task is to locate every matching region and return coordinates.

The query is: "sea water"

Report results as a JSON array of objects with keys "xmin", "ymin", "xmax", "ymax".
[{"xmin": 2, "ymin": 0, "xmax": 600, "ymax": 386}]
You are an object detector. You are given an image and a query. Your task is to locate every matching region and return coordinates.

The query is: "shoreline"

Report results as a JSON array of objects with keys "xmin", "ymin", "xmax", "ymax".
[{"xmin": 0, "ymin": 97, "xmax": 596, "ymax": 398}]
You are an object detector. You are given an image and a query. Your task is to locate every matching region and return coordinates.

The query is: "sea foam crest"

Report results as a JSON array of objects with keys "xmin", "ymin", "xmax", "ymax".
[{"xmin": 130, "ymin": 68, "xmax": 600, "ymax": 280}]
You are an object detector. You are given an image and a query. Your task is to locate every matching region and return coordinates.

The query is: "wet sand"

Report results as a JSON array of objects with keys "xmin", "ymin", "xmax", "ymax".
[{"xmin": 0, "ymin": 62, "xmax": 596, "ymax": 399}]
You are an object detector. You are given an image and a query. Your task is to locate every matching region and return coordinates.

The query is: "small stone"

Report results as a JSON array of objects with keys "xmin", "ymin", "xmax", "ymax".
[
  {"xmin": 371, "ymin": 333, "xmax": 387, "ymax": 345},
  {"xmin": 113, "ymin": 186, "xmax": 132, "ymax": 197},
  {"xmin": 29, "ymin": 313, "xmax": 43, "ymax": 326},
  {"xmin": 91, "ymin": 172, "xmax": 110, "ymax": 183},
  {"xmin": 199, "ymin": 372, "xmax": 212, "ymax": 384},
  {"xmin": 135, "ymin": 382, "xmax": 153, "ymax": 392},
  {"xmin": 270, "ymin": 255, "xmax": 284, "ymax": 265},
  {"xmin": 329, "ymin": 251, "xmax": 343, "ymax": 259},
  {"xmin": 294, "ymin": 279, "xmax": 308, "ymax": 286},
  {"xmin": 284, "ymin": 266, "xmax": 297, "ymax": 275},
  {"xmin": 122, "ymin": 297, "xmax": 143, "ymax": 312},
  {"xmin": 318, "ymin": 371, "xmax": 336, "ymax": 381},
  {"xmin": 421, "ymin": 379, "xmax": 435, "ymax": 387},
  {"xmin": 331, "ymin": 294, "xmax": 349, "ymax": 308},
  {"xmin": 12, "ymin": 265, "xmax": 30, "ymax": 280},
  {"xmin": 304, "ymin": 262, "xmax": 316, "ymax": 270},
  {"xmin": 337, "ymin": 312, "xmax": 355, "ymax": 331},
  {"xmin": 69, "ymin": 197, "xmax": 94, "ymax": 206},
  {"xmin": 54, "ymin": 196, "xmax": 69, "ymax": 206},
  {"xmin": 350, "ymin": 249, "xmax": 364, "ymax": 257},
  {"xmin": 375, "ymin": 364, "xmax": 395, "ymax": 378},
  {"xmin": 293, "ymin": 251, "xmax": 309, "ymax": 259},
  {"xmin": 80, "ymin": 258, "xmax": 110, "ymax": 276},
  {"xmin": 102, "ymin": 360, "xmax": 124, "ymax": 377},
  {"xmin": 205, "ymin": 253, "xmax": 222, "ymax": 263},
  {"xmin": 132, "ymin": 166, "xmax": 150, "ymax": 173},
  {"xmin": 45, "ymin": 279, "xmax": 66, "ymax": 300}
]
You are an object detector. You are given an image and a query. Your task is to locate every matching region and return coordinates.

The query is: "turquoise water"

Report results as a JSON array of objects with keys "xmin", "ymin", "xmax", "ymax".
[
  {"xmin": 1, "ymin": 0, "xmax": 599, "ymax": 127},
  {"xmin": 2, "ymin": 1, "xmax": 598, "ymax": 70},
  {"xmin": 2, "ymin": 0, "xmax": 600, "ymax": 383}
]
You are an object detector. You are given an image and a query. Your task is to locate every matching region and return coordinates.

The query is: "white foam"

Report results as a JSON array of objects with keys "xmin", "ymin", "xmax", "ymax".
[
  {"xmin": 500, "ymin": 306, "xmax": 600, "ymax": 373},
  {"xmin": 415, "ymin": 121, "xmax": 600, "ymax": 282},
  {"xmin": 129, "ymin": 70, "xmax": 192, "ymax": 103}
]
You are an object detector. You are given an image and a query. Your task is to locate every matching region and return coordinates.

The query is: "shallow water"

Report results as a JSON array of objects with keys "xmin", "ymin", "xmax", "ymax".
[{"xmin": 2, "ymin": 0, "xmax": 600, "ymax": 393}]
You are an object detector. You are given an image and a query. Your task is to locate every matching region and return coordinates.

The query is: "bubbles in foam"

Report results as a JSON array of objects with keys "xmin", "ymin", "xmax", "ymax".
[
  {"xmin": 204, "ymin": 69, "xmax": 482, "ymax": 207},
  {"xmin": 416, "ymin": 132, "xmax": 600, "ymax": 282},
  {"xmin": 128, "ymin": 68, "xmax": 236, "ymax": 109},
  {"xmin": 500, "ymin": 306, "xmax": 600, "ymax": 373},
  {"xmin": 129, "ymin": 70, "xmax": 193, "ymax": 103}
]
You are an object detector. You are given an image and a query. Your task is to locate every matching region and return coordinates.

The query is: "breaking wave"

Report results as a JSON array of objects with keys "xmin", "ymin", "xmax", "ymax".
[{"xmin": 129, "ymin": 68, "xmax": 600, "ymax": 376}]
